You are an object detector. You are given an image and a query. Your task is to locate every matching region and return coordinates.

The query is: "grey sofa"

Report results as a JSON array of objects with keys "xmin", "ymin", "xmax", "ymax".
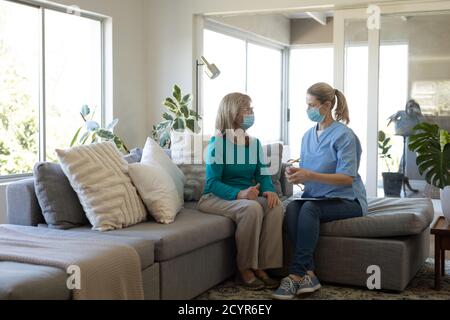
[{"xmin": 1, "ymin": 162, "xmax": 435, "ymax": 299}]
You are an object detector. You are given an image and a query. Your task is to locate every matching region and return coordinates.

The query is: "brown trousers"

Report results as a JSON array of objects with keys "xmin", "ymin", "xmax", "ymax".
[{"xmin": 198, "ymin": 193, "xmax": 284, "ymax": 271}]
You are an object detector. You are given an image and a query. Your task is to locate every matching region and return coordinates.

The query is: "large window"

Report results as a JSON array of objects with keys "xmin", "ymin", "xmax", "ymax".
[
  {"xmin": 288, "ymin": 46, "xmax": 334, "ymax": 159},
  {"xmin": 0, "ymin": 1, "xmax": 40, "ymax": 176},
  {"xmin": 202, "ymin": 29, "xmax": 246, "ymax": 137},
  {"xmin": 0, "ymin": 0, "xmax": 103, "ymax": 176},
  {"xmin": 202, "ymin": 28, "xmax": 284, "ymax": 142}
]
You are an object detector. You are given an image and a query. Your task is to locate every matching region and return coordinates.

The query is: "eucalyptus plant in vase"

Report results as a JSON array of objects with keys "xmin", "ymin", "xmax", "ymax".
[
  {"xmin": 151, "ymin": 85, "xmax": 201, "ymax": 149},
  {"xmin": 409, "ymin": 122, "xmax": 450, "ymax": 220},
  {"xmin": 151, "ymin": 85, "xmax": 203, "ymax": 165},
  {"xmin": 70, "ymin": 105, "xmax": 129, "ymax": 154}
]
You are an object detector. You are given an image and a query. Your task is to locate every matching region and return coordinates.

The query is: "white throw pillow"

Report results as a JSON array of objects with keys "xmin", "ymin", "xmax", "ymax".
[
  {"xmin": 128, "ymin": 163, "xmax": 182, "ymax": 224},
  {"xmin": 56, "ymin": 142, "xmax": 147, "ymax": 232},
  {"xmin": 141, "ymin": 137, "xmax": 186, "ymax": 205}
]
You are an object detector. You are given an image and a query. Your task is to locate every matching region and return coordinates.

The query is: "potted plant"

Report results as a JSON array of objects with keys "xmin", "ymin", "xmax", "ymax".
[
  {"xmin": 409, "ymin": 122, "xmax": 450, "ymax": 220},
  {"xmin": 151, "ymin": 85, "xmax": 201, "ymax": 149},
  {"xmin": 70, "ymin": 105, "xmax": 129, "ymax": 154},
  {"xmin": 378, "ymin": 130, "xmax": 404, "ymax": 197}
]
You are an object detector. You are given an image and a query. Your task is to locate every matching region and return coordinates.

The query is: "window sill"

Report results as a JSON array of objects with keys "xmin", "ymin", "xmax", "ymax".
[{"xmin": 0, "ymin": 174, "xmax": 33, "ymax": 186}]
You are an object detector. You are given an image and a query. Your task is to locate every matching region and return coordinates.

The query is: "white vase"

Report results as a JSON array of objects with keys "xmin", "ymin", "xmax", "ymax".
[{"xmin": 441, "ymin": 186, "xmax": 450, "ymax": 221}]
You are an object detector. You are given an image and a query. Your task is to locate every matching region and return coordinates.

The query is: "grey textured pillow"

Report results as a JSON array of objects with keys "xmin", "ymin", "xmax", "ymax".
[
  {"xmin": 179, "ymin": 164, "xmax": 206, "ymax": 201},
  {"xmin": 33, "ymin": 162, "xmax": 89, "ymax": 229}
]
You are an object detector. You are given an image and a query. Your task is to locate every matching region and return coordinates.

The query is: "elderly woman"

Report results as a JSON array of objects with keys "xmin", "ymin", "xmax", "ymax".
[{"xmin": 198, "ymin": 92, "xmax": 284, "ymax": 290}]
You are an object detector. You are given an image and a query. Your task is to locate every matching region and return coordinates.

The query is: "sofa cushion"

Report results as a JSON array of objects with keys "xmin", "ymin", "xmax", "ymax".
[
  {"xmin": 141, "ymin": 137, "xmax": 186, "ymax": 206},
  {"xmin": 5, "ymin": 225, "xmax": 155, "ymax": 269},
  {"xmin": 319, "ymin": 197, "xmax": 434, "ymax": 238},
  {"xmin": 56, "ymin": 142, "xmax": 147, "ymax": 232},
  {"xmin": 72, "ymin": 206, "xmax": 235, "ymax": 262},
  {"xmin": 7, "ymin": 151, "xmax": 145, "ymax": 229},
  {"xmin": 129, "ymin": 163, "xmax": 183, "ymax": 224},
  {"xmin": 0, "ymin": 262, "xmax": 70, "ymax": 300},
  {"xmin": 179, "ymin": 164, "xmax": 206, "ymax": 201},
  {"xmin": 33, "ymin": 162, "xmax": 89, "ymax": 230},
  {"xmin": 6, "ymin": 178, "xmax": 45, "ymax": 226}
]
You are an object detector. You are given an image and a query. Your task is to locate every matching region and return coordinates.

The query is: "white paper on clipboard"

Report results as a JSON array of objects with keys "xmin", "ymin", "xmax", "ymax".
[
  {"xmin": 290, "ymin": 193, "xmax": 332, "ymax": 201},
  {"xmin": 294, "ymin": 198, "xmax": 329, "ymax": 201}
]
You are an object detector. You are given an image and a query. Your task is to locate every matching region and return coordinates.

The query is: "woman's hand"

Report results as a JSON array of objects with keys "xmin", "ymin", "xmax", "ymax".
[
  {"xmin": 286, "ymin": 167, "xmax": 353, "ymax": 186},
  {"xmin": 237, "ymin": 184, "xmax": 260, "ymax": 200},
  {"xmin": 263, "ymin": 191, "xmax": 280, "ymax": 209},
  {"xmin": 285, "ymin": 167, "xmax": 314, "ymax": 184}
]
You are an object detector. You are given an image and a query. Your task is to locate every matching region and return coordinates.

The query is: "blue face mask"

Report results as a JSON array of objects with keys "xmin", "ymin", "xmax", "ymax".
[
  {"xmin": 240, "ymin": 114, "xmax": 255, "ymax": 131},
  {"xmin": 307, "ymin": 105, "xmax": 325, "ymax": 123}
]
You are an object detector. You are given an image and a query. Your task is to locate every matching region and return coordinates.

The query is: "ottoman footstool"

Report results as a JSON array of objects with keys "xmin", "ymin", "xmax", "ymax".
[{"xmin": 275, "ymin": 197, "xmax": 434, "ymax": 291}]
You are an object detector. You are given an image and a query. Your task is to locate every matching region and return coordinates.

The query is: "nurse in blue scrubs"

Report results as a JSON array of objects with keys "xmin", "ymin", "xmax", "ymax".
[{"xmin": 273, "ymin": 82, "xmax": 368, "ymax": 300}]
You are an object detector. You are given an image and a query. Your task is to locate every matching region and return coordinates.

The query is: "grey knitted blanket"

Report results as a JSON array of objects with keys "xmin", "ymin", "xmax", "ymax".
[{"xmin": 0, "ymin": 225, "xmax": 144, "ymax": 300}]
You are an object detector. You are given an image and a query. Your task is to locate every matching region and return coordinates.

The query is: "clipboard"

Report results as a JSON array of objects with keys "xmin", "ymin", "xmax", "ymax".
[{"xmin": 290, "ymin": 193, "xmax": 334, "ymax": 201}]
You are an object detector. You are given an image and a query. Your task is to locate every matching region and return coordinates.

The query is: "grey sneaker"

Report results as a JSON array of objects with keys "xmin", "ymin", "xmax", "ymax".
[
  {"xmin": 296, "ymin": 275, "xmax": 322, "ymax": 294},
  {"xmin": 272, "ymin": 277, "xmax": 300, "ymax": 300}
]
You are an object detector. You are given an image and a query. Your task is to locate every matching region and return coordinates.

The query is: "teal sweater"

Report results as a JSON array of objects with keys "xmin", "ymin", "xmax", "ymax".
[{"xmin": 203, "ymin": 136, "xmax": 276, "ymax": 200}]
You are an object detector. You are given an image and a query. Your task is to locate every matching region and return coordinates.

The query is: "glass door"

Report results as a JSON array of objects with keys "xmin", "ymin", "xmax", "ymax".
[
  {"xmin": 334, "ymin": 9, "xmax": 379, "ymax": 197},
  {"xmin": 377, "ymin": 11, "xmax": 450, "ymax": 197},
  {"xmin": 335, "ymin": 2, "xmax": 450, "ymax": 198}
]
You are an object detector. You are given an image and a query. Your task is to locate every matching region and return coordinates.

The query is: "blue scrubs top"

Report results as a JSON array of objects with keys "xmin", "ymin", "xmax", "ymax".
[{"xmin": 300, "ymin": 121, "xmax": 368, "ymax": 215}]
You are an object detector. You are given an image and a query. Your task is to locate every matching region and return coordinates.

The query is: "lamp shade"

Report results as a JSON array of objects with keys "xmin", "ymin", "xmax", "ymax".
[{"xmin": 200, "ymin": 56, "xmax": 220, "ymax": 79}]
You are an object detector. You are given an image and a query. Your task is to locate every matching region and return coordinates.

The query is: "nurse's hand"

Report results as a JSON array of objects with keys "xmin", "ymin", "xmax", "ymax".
[
  {"xmin": 263, "ymin": 191, "xmax": 280, "ymax": 209},
  {"xmin": 286, "ymin": 168, "xmax": 313, "ymax": 184},
  {"xmin": 237, "ymin": 183, "xmax": 260, "ymax": 200}
]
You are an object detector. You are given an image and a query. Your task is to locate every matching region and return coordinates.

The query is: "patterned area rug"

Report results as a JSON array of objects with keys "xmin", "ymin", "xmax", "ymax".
[{"xmin": 196, "ymin": 259, "xmax": 450, "ymax": 300}]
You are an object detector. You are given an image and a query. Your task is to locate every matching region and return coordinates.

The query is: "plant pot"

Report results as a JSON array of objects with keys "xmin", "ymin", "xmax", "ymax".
[
  {"xmin": 382, "ymin": 172, "xmax": 404, "ymax": 197},
  {"xmin": 441, "ymin": 186, "xmax": 450, "ymax": 222}
]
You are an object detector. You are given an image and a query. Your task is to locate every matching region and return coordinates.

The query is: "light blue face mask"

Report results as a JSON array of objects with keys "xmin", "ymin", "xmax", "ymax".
[
  {"xmin": 241, "ymin": 114, "xmax": 255, "ymax": 131},
  {"xmin": 307, "ymin": 105, "xmax": 325, "ymax": 123}
]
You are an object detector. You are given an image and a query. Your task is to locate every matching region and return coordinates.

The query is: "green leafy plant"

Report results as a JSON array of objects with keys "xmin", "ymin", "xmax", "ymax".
[
  {"xmin": 408, "ymin": 122, "xmax": 450, "ymax": 189},
  {"xmin": 151, "ymin": 85, "xmax": 201, "ymax": 148},
  {"xmin": 378, "ymin": 130, "xmax": 394, "ymax": 172},
  {"xmin": 70, "ymin": 105, "xmax": 129, "ymax": 154}
]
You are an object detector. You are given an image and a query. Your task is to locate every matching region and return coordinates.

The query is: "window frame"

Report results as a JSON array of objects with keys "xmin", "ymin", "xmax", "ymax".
[
  {"xmin": 202, "ymin": 19, "xmax": 288, "ymax": 143},
  {"xmin": 0, "ymin": 0, "xmax": 106, "ymax": 180},
  {"xmin": 287, "ymin": 43, "xmax": 334, "ymax": 146}
]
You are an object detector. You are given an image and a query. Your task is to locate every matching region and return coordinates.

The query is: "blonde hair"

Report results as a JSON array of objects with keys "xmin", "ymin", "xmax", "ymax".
[
  {"xmin": 215, "ymin": 93, "xmax": 252, "ymax": 133},
  {"xmin": 307, "ymin": 82, "xmax": 350, "ymax": 124}
]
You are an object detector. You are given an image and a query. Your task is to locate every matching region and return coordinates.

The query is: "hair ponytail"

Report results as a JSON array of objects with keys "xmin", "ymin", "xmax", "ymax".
[
  {"xmin": 307, "ymin": 83, "xmax": 350, "ymax": 125},
  {"xmin": 334, "ymin": 89, "xmax": 350, "ymax": 124}
]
